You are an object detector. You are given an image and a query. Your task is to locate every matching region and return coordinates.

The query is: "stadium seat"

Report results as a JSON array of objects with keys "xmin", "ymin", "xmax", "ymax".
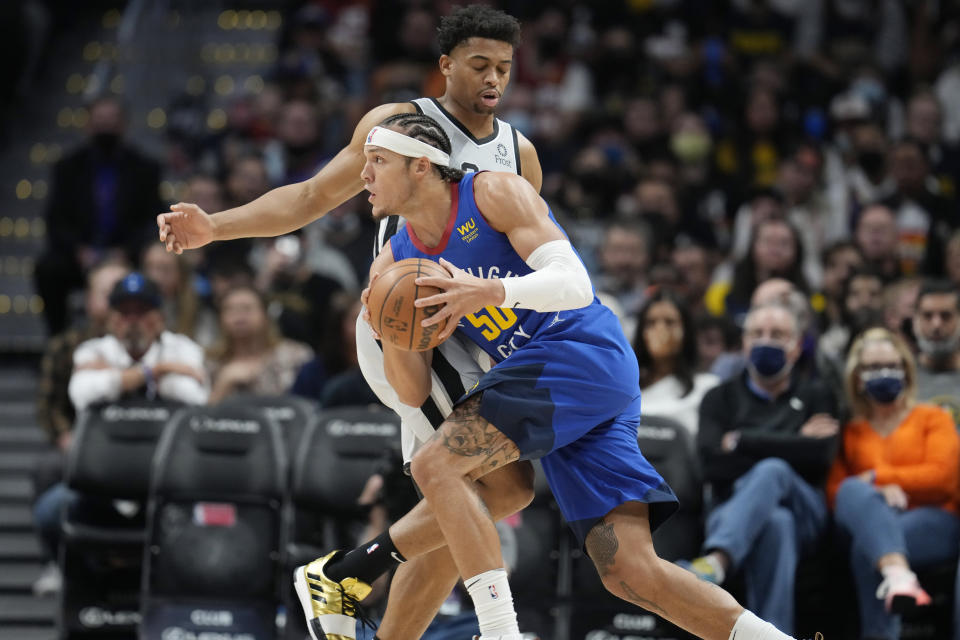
[
  {"xmin": 59, "ymin": 398, "xmax": 180, "ymax": 639},
  {"xmin": 139, "ymin": 405, "xmax": 287, "ymax": 640},
  {"xmin": 220, "ymin": 393, "xmax": 320, "ymax": 468},
  {"xmin": 636, "ymin": 414, "xmax": 703, "ymax": 562},
  {"xmin": 284, "ymin": 405, "xmax": 401, "ymax": 639}
]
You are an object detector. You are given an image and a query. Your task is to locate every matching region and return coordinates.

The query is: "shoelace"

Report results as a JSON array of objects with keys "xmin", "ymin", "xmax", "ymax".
[{"xmin": 338, "ymin": 583, "xmax": 376, "ymax": 632}]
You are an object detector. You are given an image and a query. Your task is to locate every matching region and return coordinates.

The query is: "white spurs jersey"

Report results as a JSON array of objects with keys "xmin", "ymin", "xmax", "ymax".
[{"xmin": 373, "ymin": 97, "xmax": 523, "ymax": 255}]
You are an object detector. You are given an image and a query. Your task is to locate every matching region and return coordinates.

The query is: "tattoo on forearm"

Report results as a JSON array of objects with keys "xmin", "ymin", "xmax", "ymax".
[
  {"xmin": 585, "ymin": 519, "xmax": 619, "ymax": 577},
  {"xmin": 620, "ymin": 580, "xmax": 667, "ymax": 616}
]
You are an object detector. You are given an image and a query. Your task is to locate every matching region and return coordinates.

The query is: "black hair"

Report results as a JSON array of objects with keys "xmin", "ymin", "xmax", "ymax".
[
  {"xmin": 917, "ymin": 279, "xmax": 960, "ymax": 309},
  {"xmin": 437, "ymin": 4, "xmax": 521, "ymax": 55},
  {"xmin": 821, "ymin": 239, "xmax": 862, "ymax": 268},
  {"xmin": 378, "ymin": 112, "xmax": 465, "ymax": 183},
  {"xmin": 633, "ymin": 289, "xmax": 698, "ymax": 397},
  {"xmin": 729, "ymin": 216, "xmax": 808, "ymax": 306},
  {"xmin": 695, "ymin": 312, "xmax": 741, "ymax": 351}
]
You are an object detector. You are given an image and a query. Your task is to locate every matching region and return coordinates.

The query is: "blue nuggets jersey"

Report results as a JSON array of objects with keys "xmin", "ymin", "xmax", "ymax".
[
  {"xmin": 390, "ymin": 173, "xmax": 629, "ymax": 366},
  {"xmin": 390, "ymin": 173, "xmax": 677, "ymax": 544}
]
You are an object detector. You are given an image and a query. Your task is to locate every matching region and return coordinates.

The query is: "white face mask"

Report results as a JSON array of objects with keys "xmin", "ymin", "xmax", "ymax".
[{"xmin": 917, "ymin": 328, "xmax": 960, "ymax": 361}]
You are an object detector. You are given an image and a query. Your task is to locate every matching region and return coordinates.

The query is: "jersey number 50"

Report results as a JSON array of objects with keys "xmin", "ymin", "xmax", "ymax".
[{"xmin": 466, "ymin": 306, "xmax": 518, "ymax": 340}]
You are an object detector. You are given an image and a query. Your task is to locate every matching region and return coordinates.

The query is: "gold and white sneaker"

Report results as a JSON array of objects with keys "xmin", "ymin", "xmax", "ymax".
[{"xmin": 293, "ymin": 551, "xmax": 373, "ymax": 640}]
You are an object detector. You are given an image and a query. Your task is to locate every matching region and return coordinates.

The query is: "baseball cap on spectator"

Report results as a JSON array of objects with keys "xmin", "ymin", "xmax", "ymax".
[{"xmin": 109, "ymin": 272, "xmax": 162, "ymax": 310}]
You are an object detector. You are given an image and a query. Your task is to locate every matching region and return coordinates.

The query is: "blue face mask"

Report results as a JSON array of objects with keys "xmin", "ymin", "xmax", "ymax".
[
  {"xmin": 749, "ymin": 343, "xmax": 789, "ymax": 378},
  {"xmin": 863, "ymin": 369, "xmax": 905, "ymax": 404}
]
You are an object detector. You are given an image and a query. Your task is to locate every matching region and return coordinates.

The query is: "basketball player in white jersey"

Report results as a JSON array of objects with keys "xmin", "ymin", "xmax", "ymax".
[{"xmin": 157, "ymin": 5, "xmax": 542, "ymax": 639}]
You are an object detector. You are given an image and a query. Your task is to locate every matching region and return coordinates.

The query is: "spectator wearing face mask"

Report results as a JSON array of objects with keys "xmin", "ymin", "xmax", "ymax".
[
  {"xmin": 904, "ymin": 90, "xmax": 960, "ymax": 204},
  {"xmin": 262, "ymin": 99, "xmax": 329, "ymax": 187},
  {"xmin": 828, "ymin": 328, "xmax": 959, "ymax": 640},
  {"xmin": 34, "ymin": 96, "xmax": 163, "ymax": 334},
  {"xmin": 680, "ymin": 302, "xmax": 839, "ymax": 636},
  {"xmin": 912, "ymin": 280, "xmax": 960, "ymax": 424},
  {"xmin": 670, "ymin": 112, "xmax": 726, "ymax": 249}
]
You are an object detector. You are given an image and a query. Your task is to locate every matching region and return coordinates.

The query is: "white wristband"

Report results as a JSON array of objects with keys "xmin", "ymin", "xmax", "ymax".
[{"xmin": 500, "ymin": 240, "xmax": 593, "ymax": 312}]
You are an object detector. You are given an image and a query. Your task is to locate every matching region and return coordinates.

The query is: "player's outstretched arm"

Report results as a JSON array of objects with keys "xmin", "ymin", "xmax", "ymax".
[{"xmin": 156, "ymin": 102, "xmax": 416, "ymax": 253}]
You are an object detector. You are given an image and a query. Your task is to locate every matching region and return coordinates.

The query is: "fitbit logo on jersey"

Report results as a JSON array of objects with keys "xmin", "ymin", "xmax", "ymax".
[{"xmin": 494, "ymin": 143, "xmax": 512, "ymax": 167}]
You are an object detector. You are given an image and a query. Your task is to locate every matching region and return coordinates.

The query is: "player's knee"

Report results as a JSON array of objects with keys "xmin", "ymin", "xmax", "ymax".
[
  {"xmin": 598, "ymin": 552, "xmax": 665, "ymax": 602},
  {"xmin": 409, "ymin": 443, "xmax": 450, "ymax": 493}
]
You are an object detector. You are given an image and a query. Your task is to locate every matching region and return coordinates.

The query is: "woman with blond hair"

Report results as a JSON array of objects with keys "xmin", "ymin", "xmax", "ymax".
[
  {"xmin": 827, "ymin": 327, "xmax": 960, "ymax": 640},
  {"xmin": 205, "ymin": 285, "xmax": 312, "ymax": 404}
]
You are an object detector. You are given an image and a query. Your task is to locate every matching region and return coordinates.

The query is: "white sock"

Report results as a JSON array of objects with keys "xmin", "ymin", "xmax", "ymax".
[
  {"xmin": 729, "ymin": 610, "xmax": 795, "ymax": 640},
  {"xmin": 465, "ymin": 568, "xmax": 520, "ymax": 636}
]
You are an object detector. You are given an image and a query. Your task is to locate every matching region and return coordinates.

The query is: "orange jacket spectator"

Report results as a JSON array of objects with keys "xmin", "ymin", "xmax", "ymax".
[{"xmin": 827, "ymin": 404, "xmax": 960, "ymax": 513}]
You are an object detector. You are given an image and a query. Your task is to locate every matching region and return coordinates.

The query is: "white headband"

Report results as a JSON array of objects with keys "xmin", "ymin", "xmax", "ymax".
[{"xmin": 364, "ymin": 126, "xmax": 450, "ymax": 167}]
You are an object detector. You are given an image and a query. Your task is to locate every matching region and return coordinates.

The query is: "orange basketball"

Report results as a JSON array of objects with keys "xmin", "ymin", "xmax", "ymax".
[{"xmin": 367, "ymin": 258, "xmax": 450, "ymax": 351}]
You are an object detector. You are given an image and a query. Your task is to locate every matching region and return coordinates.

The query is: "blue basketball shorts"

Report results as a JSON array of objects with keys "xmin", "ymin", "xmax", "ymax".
[{"xmin": 462, "ymin": 334, "xmax": 679, "ymax": 546}]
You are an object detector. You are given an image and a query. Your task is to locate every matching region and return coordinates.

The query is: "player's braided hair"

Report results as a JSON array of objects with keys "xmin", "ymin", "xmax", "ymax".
[
  {"xmin": 437, "ymin": 5, "xmax": 521, "ymax": 55},
  {"xmin": 379, "ymin": 112, "xmax": 466, "ymax": 183}
]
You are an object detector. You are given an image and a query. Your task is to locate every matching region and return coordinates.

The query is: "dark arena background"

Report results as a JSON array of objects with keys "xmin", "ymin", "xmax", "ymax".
[{"xmin": 3, "ymin": 1, "xmax": 960, "ymax": 639}]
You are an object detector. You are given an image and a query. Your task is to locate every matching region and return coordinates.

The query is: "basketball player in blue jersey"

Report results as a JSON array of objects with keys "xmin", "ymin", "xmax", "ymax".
[
  {"xmin": 157, "ymin": 6, "xmax": 546, "ymax": 640},
  {"xmin": 297, "ymin": 117, "xmax": 823, "ymax": 640}
]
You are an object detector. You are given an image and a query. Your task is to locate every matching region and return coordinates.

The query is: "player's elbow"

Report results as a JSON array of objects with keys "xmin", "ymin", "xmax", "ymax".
[
  {"xmin": 383, "ymin": 349, "xmax": 432, "ymax": 408},
  {"xmin": 554, "ymin": 271, "xmax": 593, "ymax": 310},
  {"xmin": 396, "ymin": 384, "xmax": 430, "ymax": 409},
  {"xmin": 567, "ymin": 272, "xmax": 594, "ymax": 308},
  {"xmin": 386, "ymin": 366, "xmax": 431, "ymax": 408}
]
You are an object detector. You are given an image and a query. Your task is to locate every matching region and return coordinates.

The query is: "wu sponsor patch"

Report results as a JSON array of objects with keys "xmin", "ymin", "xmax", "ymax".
[{"xmin": 457, "ymin": 217, "xmax": 479, "ymax": 243}]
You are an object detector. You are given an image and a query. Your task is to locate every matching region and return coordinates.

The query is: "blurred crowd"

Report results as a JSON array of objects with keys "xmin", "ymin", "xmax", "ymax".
[{"xmin": 26, "ymin": 1, "xmax": 960, "ymax": 638}]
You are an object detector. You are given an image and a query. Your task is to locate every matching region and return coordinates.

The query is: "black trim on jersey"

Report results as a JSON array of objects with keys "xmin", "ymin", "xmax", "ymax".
[
  {"xmin": 432, "ymin": 348, "xmax": 468, "ymax": 405},
  {"xmin": 428, "ymin": 98, "xmax": 500, "ymax": 145},
  {"xmin": 420, "ymin": 397, "xmax": 445, "ymax": 429},
  {"xmin": 511, "ymin": 126, "xmax": 521, "ymax": 176},
  {"xmin": 374, "ymin": 216, "xmax": 400, "ymax": 257},
  {"xmin": 411, "ymin": 100, "xmax": 423, "ymax": 114}
]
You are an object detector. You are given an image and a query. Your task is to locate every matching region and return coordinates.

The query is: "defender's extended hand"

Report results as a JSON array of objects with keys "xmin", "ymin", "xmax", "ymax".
[
  {"xmin": 413, "ymin": 257, "xmax": 504, "ymax": 342},
  {"xmin": 157, "ymin": 203, "xmax": 215, "ymax": 254}
]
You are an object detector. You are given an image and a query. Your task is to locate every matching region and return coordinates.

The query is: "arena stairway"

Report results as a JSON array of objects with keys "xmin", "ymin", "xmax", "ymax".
[
  {"xmin": 0, "ymin": 364, "xmax": 55, "ymax": 640},
  {"xmin": 0, "ymin": 2, "xmax": 286, "ymax": 636},
  {"xmin": 0, "ymin": 0, "xmax": 283, "ymax": 356}
]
